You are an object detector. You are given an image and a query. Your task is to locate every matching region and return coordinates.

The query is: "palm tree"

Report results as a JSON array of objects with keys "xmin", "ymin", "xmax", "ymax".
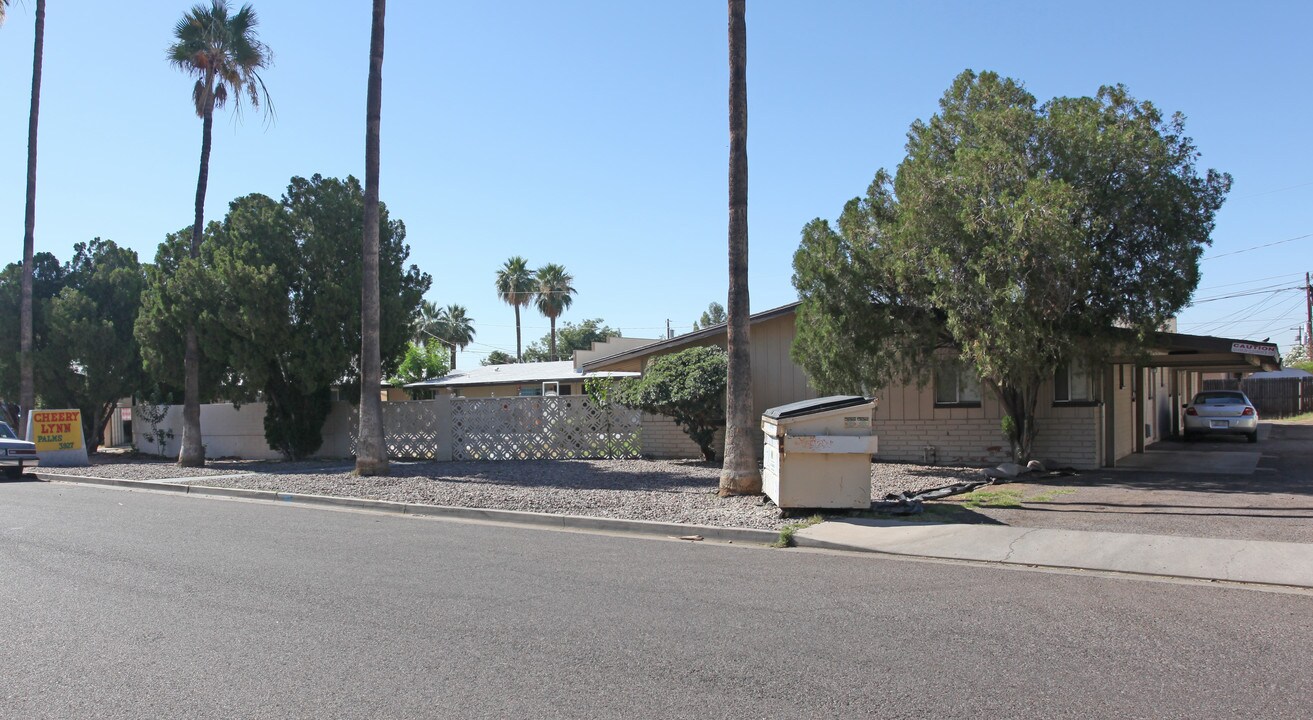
[
  {"xmin": 720, "ymin": 0, "xmax": 761, "ymax": 496},
  {"xmin": 439, "ymin": 304, "xmax": 475, "ymax": 369},
  {"xmin": 411, "ymin": 299, "xmax": 443, "ymax": 345},
  {"xmin": 495, "ymin": 256, "xmax": 536, "ymax": 361},
  {"xmin": 534, "ymin": 263, "xmax": 576, "ymax": 360},
  {"xmin": 168, "ymin": 0, "xmax": 272, "ymax": 467},
  {"xmin": 355, "ymin": 0, "xmax": 388, "ymax": 477},
  {"xmin": 17, "ymin": 0, "xmax": 45, "ymax": 440}
]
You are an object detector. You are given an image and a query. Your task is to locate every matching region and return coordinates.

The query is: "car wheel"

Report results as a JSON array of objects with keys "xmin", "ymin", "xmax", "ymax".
[
  {"xmin": 3, "ymin": 467, "xmax": 23, "ymax": 479},
  {"xmin": 1247, "ymin": 432, "xmax": 1258, "ymax": 444}
]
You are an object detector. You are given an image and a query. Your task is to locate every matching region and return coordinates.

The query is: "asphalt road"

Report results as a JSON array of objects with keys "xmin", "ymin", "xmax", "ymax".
[{"xmin": 3, "ymin": 482, "xmax": 1312, "ymax": 719}]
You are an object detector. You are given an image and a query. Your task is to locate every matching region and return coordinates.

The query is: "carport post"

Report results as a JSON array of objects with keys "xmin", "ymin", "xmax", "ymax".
[
  {"xmin": 1102, "ymin": 364, "xmax": 1117, "ymax": 467},
  {"xmin": 1134, "ymin": 365, "xmax": 1145, "ymax": 454}
]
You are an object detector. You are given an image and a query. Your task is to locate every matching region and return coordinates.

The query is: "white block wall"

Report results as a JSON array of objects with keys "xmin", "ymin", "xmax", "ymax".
[{"xmin": 133, "ymin": 401, "xmax": 355, "ymax": 461}]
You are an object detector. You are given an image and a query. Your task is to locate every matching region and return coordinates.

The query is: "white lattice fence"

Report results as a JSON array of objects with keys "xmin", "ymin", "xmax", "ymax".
[
  {"xmin": 452, "ymin": 396, "xmax": 641, "ymax": 460},
  {"xmin": 349, "ymin": 401, "xmax": 445, "ymax": 460}
]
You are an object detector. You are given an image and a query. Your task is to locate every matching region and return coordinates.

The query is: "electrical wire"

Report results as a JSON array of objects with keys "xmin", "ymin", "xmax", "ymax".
[{"xmin": 1202, "ymin": 233, "xmax": 1313, "ymax": 261}]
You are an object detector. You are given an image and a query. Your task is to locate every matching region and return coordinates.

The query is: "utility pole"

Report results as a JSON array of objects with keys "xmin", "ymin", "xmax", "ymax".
[{"xmin": 1305, "ymin": 271, "xmax": 1311, "ymax": 357}]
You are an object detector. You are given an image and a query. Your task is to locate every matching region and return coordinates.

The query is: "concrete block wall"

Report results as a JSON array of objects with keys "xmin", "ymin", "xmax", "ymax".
[
  {"xmin": 639, "ymin": 413, "xmax": 725, "ymax": 460},
  {"xmin": 1031, "ymin": 410, "xmax": 1100, "ymax": 469},
  {"xmin": 873, "ymin": 406, "xmax": 1101, "ymax": 470},
  {"xmin": 133, "ymin": 401, "xmax": 356, "ymax": 461}
]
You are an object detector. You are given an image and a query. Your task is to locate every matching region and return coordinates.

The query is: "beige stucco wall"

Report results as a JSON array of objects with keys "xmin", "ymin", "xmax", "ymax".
[{"xmin": 132, "ymin": 401, "xmax": 355, "ymax": 461}]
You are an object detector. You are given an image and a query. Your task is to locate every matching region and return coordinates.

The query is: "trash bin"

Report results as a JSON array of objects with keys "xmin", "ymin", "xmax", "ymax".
[{"xmin": 761, "ymin": 395, "xmax": 877, "ymax": 509}]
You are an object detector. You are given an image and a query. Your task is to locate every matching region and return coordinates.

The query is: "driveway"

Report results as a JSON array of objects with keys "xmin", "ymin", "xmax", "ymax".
[{"xmin": 936, "ymin": 421, "xmax": 1313, "ymax": 544}]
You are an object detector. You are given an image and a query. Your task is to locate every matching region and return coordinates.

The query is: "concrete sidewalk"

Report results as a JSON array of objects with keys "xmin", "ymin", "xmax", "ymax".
[{"xmin": 795, "ymin": 518, "xmax": 1313, "ymax": 588}]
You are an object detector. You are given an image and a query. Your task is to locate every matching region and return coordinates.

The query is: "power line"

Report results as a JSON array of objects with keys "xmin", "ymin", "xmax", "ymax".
[
  {"xmin": 1202, "ymin": 233, "xmax": 1313, "ymax": 261},
  {"xmin": 1196, "ymin": 272, "xmax": 1305, "ymax": 293},
  {"xmin": 1189, "ymin": 285, "xmax": 1302, "ymax": 304},
  {"xmin": 1232, "ymin": 180, "xmax": 1313, "ymax": 200}
]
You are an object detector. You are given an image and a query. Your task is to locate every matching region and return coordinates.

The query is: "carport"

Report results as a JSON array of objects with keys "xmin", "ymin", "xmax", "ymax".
[{"xmin": 1101, "ymin": 332, "xmax": 1280, "ymax": 468}]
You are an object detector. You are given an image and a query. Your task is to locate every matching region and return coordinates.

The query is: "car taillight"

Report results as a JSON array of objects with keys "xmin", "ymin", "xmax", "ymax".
[
  {"xmin": 1185, "ymin": 407, "xmax": 1197, "ymax": 416},
  {"xmin": 1243, "ymin": 407, "xmax": 1255, "ymax": 416}
]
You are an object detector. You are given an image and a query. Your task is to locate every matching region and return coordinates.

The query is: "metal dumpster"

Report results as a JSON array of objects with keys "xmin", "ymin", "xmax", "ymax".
[{"xmin": 761, "ymin": 395, "xmax": 877, "ymax": 509}]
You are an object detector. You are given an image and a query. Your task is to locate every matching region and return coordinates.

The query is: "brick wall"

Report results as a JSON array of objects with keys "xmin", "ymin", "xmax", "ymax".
[
  {"xmin": 640, "ymin": 413, "xmax": 727, "ymax": 460},
  {"xmin": 873, "ymin": 407, "xmax": 1101, "ymax": 469}
]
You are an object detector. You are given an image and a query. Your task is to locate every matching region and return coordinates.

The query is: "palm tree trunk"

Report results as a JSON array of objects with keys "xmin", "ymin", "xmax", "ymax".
[
  {"xmin": 549, "ymin": 316, "xmax": 557, "ymax": 360},
  {"xmin": 18, "ymin": 0, "xmax": 45, "ymax": 440},
  {"xmin": 720, "ymin": 0, "xmax": 761, "ymax": 496},
  {"xmin": 178, "ymin": 92, "xmax": 215, "ymax": 468},
  {"xmin": 449, "ymin": 345, "xmax": 456, "ymax": 369},
  {"xmin": 514, "ymin": 304, "xmax": 522, "ymax": 361},
  {"xmin": 355, "ymin": 0, "xmax": 389, "ymax": 476}
]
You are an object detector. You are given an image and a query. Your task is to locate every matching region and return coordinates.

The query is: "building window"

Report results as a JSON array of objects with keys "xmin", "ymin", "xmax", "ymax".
[
  {"xmin": 934, "ymin": 358, "xmax": 982, "ymax": 407},
  {"xmin": 1054, "ymin": 360, "xmax": 1094, "ymax": 403}
]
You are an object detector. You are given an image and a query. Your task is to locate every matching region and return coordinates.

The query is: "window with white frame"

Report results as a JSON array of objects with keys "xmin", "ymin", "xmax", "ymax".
[
  {"xmin": 934, "ymin": 357, "xmax": 982, "ymax": 406},
  {"xmin": 1054, "ymin": 360, "xmax": 1094, "ymax": 403}
]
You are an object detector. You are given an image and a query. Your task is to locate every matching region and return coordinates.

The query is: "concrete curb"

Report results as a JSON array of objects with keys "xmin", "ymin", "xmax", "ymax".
[{"xmin": 36, "ymin": 472, "xmax": 779, "ymax": 546}]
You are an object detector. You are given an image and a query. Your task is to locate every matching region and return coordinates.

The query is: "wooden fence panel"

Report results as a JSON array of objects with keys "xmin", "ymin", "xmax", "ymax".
[{"xmin": 1201, "ymin": 377, "xmax": 1312, "ymax": 418}]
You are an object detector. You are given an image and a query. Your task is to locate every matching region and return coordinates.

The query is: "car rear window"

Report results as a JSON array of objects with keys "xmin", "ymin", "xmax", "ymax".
[{"xmin": 1194, "ymin": 392, "xmax": 1246, "ymax": 405}]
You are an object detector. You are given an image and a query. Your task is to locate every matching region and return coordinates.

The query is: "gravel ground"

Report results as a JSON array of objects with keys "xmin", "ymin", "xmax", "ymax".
[{"xmin": 35, "ymin": 455, "xmax": 981, "ymax": 531}]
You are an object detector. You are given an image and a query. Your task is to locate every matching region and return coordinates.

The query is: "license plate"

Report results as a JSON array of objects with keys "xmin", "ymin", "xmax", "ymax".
[{"xmin": 1210, "ymin": 420, "xmax": 1228, "ymax": 429}]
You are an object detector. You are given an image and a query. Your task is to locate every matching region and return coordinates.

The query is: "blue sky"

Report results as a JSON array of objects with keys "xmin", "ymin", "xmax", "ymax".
[{"xmin": 2, "ymin": 1, "xmax": 1310, "ymax": 368}]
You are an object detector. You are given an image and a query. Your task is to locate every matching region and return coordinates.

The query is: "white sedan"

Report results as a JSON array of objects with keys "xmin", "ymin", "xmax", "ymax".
[
  {"xmin": 0, "ymin": 421, "xmax": 39, "ymax": 478},
  {"xmin": 1183, "ymin": 391, "xmax": 1259, "ymax": 443}
]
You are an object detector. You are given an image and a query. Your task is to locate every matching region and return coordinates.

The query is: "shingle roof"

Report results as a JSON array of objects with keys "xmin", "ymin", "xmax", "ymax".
[{"xmin": 404, "ymin": 360, "xmax": 638, "ymax": 388}]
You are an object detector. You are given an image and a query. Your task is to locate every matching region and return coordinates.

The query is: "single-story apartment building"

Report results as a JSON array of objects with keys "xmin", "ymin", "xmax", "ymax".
[
  {"xmin": 578, "ymin": 302, "xmax": 1281, "ymax": 469},
  {"xmin": 405, "ymin": 359, "xmax": 639, "ymax": 398}
]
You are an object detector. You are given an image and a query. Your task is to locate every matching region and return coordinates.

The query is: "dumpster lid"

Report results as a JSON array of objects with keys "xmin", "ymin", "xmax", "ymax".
[{"xmin": 763, "ymin": 395, "xmax": 870, "ymax": 420}]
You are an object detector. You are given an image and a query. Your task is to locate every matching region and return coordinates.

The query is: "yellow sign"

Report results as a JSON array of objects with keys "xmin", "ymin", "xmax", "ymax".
[{"xmin": 32, "ymin": 409, "xmax": 85, "ymax": 452}]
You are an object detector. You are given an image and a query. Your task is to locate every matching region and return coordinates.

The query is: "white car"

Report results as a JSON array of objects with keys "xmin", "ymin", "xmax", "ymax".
[
  {"xmin": 1182, "ymin": 391, "xmax": 1259, "ymax": 443},
  {"xmin": 0, "ymin": 421, "xmax": 39, "ymax": 478}
]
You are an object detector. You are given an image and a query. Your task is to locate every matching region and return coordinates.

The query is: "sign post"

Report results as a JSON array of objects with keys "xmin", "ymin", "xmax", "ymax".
[{"xmin": 25, "ymin": 409, "xmax": 90, "ymax": 467}]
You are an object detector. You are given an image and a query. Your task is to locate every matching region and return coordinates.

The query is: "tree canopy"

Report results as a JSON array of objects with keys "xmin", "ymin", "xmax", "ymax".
[
  {"xmin": 691, "ymin": 301, "xmax": 727, "ymax": 331},
  {"xmin": 481, "ymin": 350, "xmax": 517, "ymax": 366},
  {"xmin": 522, "ymin": 318, "xmax": 619, "ymax": 363},
  {"xmin": 1, "ymin": 240, "xmax": 147, "ymax": 450},
  {"xmin": 792, "ymin": 70, "xmax": 1231, "ymax": 460},
  {"xmin": 391, "ymin": 341, "xmax": 450, "ymax": 387},
  {"xmin": 137, "ymin": 174, "xmax": 430, "ymax": 459},
  {"xmin": 615, "ymin": 346, "xmax": 727, "ymax": 462}
]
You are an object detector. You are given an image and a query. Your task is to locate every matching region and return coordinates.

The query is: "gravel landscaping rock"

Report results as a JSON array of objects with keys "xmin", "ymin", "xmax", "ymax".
[{"xmin": 42, "ymin": 455, "xmax": 987, "ymax": 531}]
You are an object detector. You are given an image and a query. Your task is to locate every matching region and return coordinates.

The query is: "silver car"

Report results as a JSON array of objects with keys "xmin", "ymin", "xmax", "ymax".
[
  {"xmin": 1182, "ymin": 391, "xmax": 1259, "ymax": 443},
  {"xmin": 0, "ymin": 421, "xmax": 39, "ymax": 478}
]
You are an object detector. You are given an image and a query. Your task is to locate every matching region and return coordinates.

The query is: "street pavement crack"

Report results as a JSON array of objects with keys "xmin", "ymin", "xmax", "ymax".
[{"xmin": 1002, "ymin": 528, "xmax": 1040, "ymax": 563}]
